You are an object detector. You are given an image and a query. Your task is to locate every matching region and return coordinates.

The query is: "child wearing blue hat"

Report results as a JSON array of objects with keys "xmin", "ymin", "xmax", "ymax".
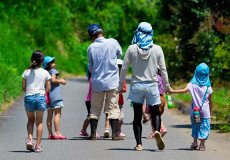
[
  {"xmin": 169, "ymin": 63, "xmax": 213, "ymax": 151},
  {"xmin": 42, "ymin": 56, "xmax": 67, "ymax": 140}
]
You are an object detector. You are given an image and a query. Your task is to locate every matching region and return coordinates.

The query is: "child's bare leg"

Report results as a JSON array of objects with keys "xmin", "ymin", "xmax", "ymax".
[
  {"xmin": 142, "ymin": 104, "xmax": 146, "ymax": 117},
  {"xmin": 26, "ymin": 111, "xmax": 35, "ymax": 141},
  {"xmin": 160, "ymin": 120, "xmax": 165, "ymax": 130},
  {"xmin": 82, "ymin": 118, "xmax": 90, "ymax": 131},
  {"xmin": 46, "ymin": 109, "xmax": 53, "ymax": 135},
  {"xmin": 200, "ymin": 139, "xmax": 205, "ymax": 146},
  {"xmin": 194, "ymin": 137, "xmax": 198, "ymax": 143},
  {"xmin": 35, "ymin": 111, "xmax": 44, "ymax": 147},
  {"xmin": 105, "ymin": 114, "xmax": 110, "ymax": 129},
  {"xmin": 54, "ymin": 108, "xmax": 61, "ymax": 135}
]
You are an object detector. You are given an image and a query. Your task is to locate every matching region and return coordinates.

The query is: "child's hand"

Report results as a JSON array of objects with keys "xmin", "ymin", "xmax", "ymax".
[
  {"xmin": 60, "ymin": 79, "xmax": 66, "ymax": 85},
  {"xmin": 168, "ymin": 89, "xmax": 174, "ymax": 94}
]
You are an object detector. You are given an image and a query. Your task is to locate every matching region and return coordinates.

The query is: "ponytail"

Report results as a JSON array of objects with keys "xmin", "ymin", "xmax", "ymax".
[{"xmin": 28, "ymin": 50, "xmax": 44, "ymax": 70}]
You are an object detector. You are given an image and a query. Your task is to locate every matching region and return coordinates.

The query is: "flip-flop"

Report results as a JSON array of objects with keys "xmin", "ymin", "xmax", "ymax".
[
  {"xmin": 154, "ymin": 131, "xmax": 165, "ymax": 150},
  {"xmin": 134, "ymin": 146, "xmax": 143, "ymax": 151}
]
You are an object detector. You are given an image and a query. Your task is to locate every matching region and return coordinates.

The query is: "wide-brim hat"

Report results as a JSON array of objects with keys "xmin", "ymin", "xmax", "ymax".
[
  {"xmin": 190, "ymin": 63, "xmax": 211, "ymax": 86},
  {"xmin": 42, "ymin": 56, "xmax": 55, "ymax": 69}
]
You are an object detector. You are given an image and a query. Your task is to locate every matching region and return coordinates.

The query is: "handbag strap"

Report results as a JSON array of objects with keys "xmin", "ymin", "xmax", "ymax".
[
  {"xmin": 192, "ymin": 86, "xmax": 209, "ymax": 110},
  {"xmin": 200, "ymin": 86, "xmax": 209, "ymax": 111}
]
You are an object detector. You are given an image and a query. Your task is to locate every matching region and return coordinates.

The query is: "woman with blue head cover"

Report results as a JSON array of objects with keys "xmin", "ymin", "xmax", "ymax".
[
  {"xmin": 118, "ymin": 22, "xmax": 172, "ymax": 151},
  {"xmin": 131, "ymin": 22, "xmax": 154, "ymax": 50}
]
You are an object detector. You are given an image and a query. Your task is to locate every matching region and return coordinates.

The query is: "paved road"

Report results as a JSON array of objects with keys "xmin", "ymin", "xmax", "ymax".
[{"xmin": 0, "ymin": 77, "xmax": 229, "ymax": 160}]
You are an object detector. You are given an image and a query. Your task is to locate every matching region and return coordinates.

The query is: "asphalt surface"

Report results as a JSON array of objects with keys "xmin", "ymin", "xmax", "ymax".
[{"xmin": 0, "ymin": 77, "xmax": 229, "ymax": 160}]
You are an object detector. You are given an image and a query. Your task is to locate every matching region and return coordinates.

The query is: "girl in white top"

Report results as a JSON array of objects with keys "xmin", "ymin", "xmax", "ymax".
[{"xmin": 22, "ymin": 50, "xmax": 51, "ymax": 153}]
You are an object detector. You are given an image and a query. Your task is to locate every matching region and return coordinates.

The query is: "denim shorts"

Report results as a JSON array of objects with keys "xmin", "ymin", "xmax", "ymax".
[
  {"xmin": 128, "ymin": 82, "xmax": 161, "ymax": 106},
  {"xmin": 47, "ymin": 100, "xmax": 64, "ymax": 110},
  {"xmin": 24, "ymin": 94, "xmax": 46, "ymax": 112},
  {"xmin": 191, "ymin": 116, "xmax": 210, "ymax": 140}
]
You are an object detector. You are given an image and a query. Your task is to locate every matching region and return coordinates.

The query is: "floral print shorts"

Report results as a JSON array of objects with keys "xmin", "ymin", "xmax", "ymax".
[{"xmin": 190, "ymin": 116, "xmax": 210, "ymax": 140}]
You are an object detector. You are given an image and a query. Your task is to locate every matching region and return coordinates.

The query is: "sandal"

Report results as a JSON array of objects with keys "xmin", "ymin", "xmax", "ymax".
[
  {"xmin": 154, "ymin": 131, "xmax": 165, "ymax": 150},
  {"xmin": 199, "ymin": 145, "xmax": 206, "ymax": 151},
  {"xmin": 35, "ymin": 146, "xmax": 43, "ymax": 153},
  {"xmin": 48, "ymin": 134, "xmax": 54, "ymax": 139},
  {"xmin": 190, "ymin": 142, "xmax": 198, "ymax": 149},
  {"xmin": 79, "ymin": 130, "xmax": 89, "ymax": 137},
  {"xmin": 134, "ymin": 146, "xmax": 143, "ymax": 151},
  {"xmin": 96, "ymin": 133, "xmax": 100, "ymax": 138},
  {"xmin": 160, "ymin": 128, "xmax": 167, "ymax": 137},
  {"xmin": 54, "ymin": 134, "xmax": 67, "ymax": 140},
  {"xmin": 26, "ymin": 140, "xmax": 35, "ymax": 151},
  {"xmin": 146, "ymin": 133, "xmax": 154, "ymax": 139},
  {"xmin": 143, "ymin": 114, "xmax": 150, "ymax": 123}
]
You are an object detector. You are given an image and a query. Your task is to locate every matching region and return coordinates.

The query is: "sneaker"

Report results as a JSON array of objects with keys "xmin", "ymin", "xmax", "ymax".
[
  {"xmin": 199, "ymin": 145, "xmax": 206, "ymax": 151},
  {"xmin": 146, "ymin": 133, "xmax": 154, "ymax": 139},
  {"xmin": 160, "ymin": 128, "xmax": 167, "ymax": 137},
  {"xmin": 118, "ymin": 131, "xmax": 126, "ymax": 137},
  {"xmin": 48, "ymin": 134, "xmax": 54, "ymax": 139},
  {"xmin": 190, "ymin": 142, "xmax": 198, "ymax": 150},
  {"xmin": 104, "ymin": 129, "xmax": 110, "ymax": 138},
  {"xmin": 96, "ymin": 133, "xmax": 100, "ymax": 138},
  {"xmin": 35, "ymin": 146, "xmax": 43, "ymax": 153},
  {"xmin": 79, "ymin": 130, "xmax": 89, "ymax": 137},
  {"xmin": 26, "ymin": 140, "xmax": 35, "ymax": 151},
  {"xmin": 154, "ymin": 131, "xmax": 165, "ymax": 150}
]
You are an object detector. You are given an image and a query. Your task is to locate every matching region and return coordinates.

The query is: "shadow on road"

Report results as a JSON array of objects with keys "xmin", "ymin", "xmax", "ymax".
[
  {"xmin": 9, "ymin": 151, "xmax": 34, "ymax": 153},
  {"xmin": 106, "ymin": 148, "xmax": 156, "ymax": 152},
  {"xmin": 171, "ymin": 148, "xmax": 193, "ymax": 151}
]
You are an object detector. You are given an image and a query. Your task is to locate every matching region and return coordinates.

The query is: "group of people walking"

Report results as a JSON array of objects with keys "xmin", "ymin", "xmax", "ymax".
[{"xmin": 21, "ymin": 22, "xmax": 213, "ymax": 153}]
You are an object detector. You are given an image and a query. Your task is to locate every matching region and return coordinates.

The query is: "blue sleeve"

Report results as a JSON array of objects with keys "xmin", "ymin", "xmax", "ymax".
[
  {"xmin": 50, "ymin": 69, "xmax": 59, "ymax": 76},
  {"xmin": 87, "ymin": 47, "xmax": 93, "ymax": 73}
]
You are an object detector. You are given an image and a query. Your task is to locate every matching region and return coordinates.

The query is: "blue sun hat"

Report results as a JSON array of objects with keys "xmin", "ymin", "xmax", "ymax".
[
  {"xmin": 42, "ymin": 56, "xmax": 55, "ymax": 69},
  {"xmin": 131, "ymin": 22, "xmax": 154, "ymax": 50},
  {"xmin": 190, "ymin": 63, "xmax": 211, "ymax": 86}
]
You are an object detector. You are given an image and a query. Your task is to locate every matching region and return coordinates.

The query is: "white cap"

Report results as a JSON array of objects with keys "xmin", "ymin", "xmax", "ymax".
[{"xmin": 117, "ymin": 59, "xmax": 123, "ymax": 65}]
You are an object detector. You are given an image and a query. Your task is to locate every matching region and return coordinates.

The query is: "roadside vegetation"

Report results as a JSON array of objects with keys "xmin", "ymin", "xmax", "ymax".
[{"xmin": 0, "ymin": 0, "xmax": 229, "ymax": 131}]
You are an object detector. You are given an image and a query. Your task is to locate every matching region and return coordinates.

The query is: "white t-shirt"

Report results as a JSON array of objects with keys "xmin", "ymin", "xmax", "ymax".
[{"xmin": 22, "ymin": 68, "xmax": 51, "ymax": 96}]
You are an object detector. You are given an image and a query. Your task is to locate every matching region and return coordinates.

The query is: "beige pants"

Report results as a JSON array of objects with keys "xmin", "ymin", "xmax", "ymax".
[{"xmin": 89, "ymin": 89, "xmax": 120, "ymax": 120}]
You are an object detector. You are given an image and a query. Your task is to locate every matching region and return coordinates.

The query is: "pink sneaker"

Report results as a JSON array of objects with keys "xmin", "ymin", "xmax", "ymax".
[
  {"xmin": 118, "ymin": 131, "xmax": 126, "ymax": 137},
  {"xmin": 160, "ymin": 128, "xmax": 167, "ymax": 137},
  {"xmin": 26, "ymin": 140, "xmax": 35, "ymax": 151},
  {"xmin": 79, "ymin": 130, "xmax": 89, "ymax": 137}
]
